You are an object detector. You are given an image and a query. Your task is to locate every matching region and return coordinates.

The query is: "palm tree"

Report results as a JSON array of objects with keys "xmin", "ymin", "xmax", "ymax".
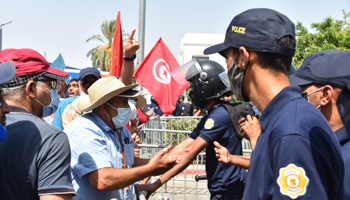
[{"xmin": 86, "ymin": 20, "xmax": 128, "ymax": 71}]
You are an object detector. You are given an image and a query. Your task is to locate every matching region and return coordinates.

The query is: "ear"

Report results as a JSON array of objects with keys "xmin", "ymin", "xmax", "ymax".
[
  {"xmin": 25, "ymin": 80, "xmax": 37, "ymax": 98},
  {"xmin": 320, "ymin": 85, "xmax": 333, "ymax": 106},
  {"xmin": 238, "ymin": 46, "xmax": 250, "ymax": 70}
]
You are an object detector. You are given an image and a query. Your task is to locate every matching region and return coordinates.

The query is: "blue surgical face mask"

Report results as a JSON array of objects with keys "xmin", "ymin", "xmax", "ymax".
[
  {"xmin": 0, "ymin": 124, "xmax": 7, "ymax": 142},
  {"xmin": 129, "ymin": 100, "xmax": 136, "ymax": 106},
  {"xmin": 107, "ymin": 103, "xmax": 131, "ymax": 129},
  {"xmin": 34, "ymin": 86, "xmax": 60, "ymax": 118}
]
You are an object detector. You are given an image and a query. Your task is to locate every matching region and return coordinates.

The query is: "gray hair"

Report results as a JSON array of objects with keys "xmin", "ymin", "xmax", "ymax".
[{"xmin": 3, "ymin": 84, "xmax": 26, "ymax": 103}]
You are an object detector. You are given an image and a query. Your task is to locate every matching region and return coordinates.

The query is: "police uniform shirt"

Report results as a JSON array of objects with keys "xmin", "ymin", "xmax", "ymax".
[
  {"xmin": 337, "ymin": 88, "xmax": 350, "ymax": 138},
  {"xmin": 243, "ymin": 86, "xmax": 344, "ymax": 200},
  {"xmin": 190, "ymin": 101, "xmax": 246, "ymax": 199},
  {"xmin": 335, "ymin": 127, "xmax": 350, "ymax": 200}
]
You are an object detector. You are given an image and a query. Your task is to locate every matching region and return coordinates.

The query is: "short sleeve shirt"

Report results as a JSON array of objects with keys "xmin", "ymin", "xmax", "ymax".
[
  {"xmin": 190, "ymin": 101, "xmax": 246, "ymax": 199},
  {"xmin": 0, "ymin": 106, "xmax": 75, "ymax": 200},
  {"xmin": 243, "ymin": 86, "xmax": 344, "ymax": 200},
  {"xmin": 64, "ymin": 112, "xmax": 135, "ymax": 200}
]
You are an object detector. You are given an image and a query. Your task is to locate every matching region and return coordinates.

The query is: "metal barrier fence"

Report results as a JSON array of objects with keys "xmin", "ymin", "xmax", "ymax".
[{"xmin": 137, "ymin": 116, "xmax": 252, "ymax": 200}]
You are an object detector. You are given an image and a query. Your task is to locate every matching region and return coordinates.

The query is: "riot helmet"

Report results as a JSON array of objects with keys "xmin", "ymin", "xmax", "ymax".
[{"xmin": 171, "ymin": 58, "xmax": 231, "ymax": 108}]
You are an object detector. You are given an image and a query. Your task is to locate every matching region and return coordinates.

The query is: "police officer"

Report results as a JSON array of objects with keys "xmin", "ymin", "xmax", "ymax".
[
  {"xmin": 290, "ymin": 49, "xmax": 350, "ymax": 199},
  {"xmin": 203, "ymin": 8, "xmax": 344, "ymax": 199},
  {"xmin": 136, "ymin": 59, "xmax": 247, "ymax": 200}
]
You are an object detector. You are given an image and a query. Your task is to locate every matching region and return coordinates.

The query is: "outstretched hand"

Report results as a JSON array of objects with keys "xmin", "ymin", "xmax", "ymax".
[
  {"xmin": 124, "ymin": 29, "xmax": 140, "ymax": 58},
  {"xmin": 214, "ymin": 141, "xmax": 230, "ymax": 164},
  {"xmin": 147, "ymin": 145, "xmax": 181, "ymax": 176},
  {"xmin": 238, "ymin": 115, "xmax": 261, "ymax": 150}
]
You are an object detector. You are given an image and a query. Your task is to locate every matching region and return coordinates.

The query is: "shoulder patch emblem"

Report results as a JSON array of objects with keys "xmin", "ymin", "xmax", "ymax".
[
  {"xmin": 277, "ymin": 163, "xmax": 309, "ymax": 199},
  {"xmin": 204, "ymin": 118, "xmax": 214, "ymax": 129}
]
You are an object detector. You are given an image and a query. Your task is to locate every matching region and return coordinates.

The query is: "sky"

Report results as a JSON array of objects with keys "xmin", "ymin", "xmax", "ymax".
[{"xmin": 0, "ymin": 0, "xmax": 349, "ymax": 69}]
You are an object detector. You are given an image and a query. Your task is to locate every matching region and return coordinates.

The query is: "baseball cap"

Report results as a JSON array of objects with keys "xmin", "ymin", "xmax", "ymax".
[
  {"xmin": 0, "ymin": 48, "xmax": 69, "ymax": 88},
  {"xmin": 204, "ymin": 8, "xmax": 295, "ymax": 57},
  {"xmin": 0, "ymin": 61, "xmax": 16, "ymax": 85},
  {"xmin": 78, "ymin": 67, "xmax": 101, "ymax": 81},
  {"xmin": 291, "ymin": 50, "xmax": 350, "ymax": 87}
]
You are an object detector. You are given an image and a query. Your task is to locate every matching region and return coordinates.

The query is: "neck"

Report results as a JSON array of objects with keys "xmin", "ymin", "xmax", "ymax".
[
  {"xmin": 205, "ymin": 99, "xmax": 216, "ymax": 111},
  {"xmin": 248, "ymin": 67, "xmax": 290, "ymax": 113},
  {"xmin": 321, "ymin": 103, "xmax": 344, "ymax": 132},
  {"xmin": 95, "ymin": 109, "xmax": 116, "ymax": 130},
  {"xmin": 6, "ymin": 99, "xmax": 35, "ymax": 115}
]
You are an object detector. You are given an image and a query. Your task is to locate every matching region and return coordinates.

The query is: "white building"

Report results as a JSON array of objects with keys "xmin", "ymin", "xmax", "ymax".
[{"xmin": 179, "ymin": 33, "xmax": 226, "ymax": 66}]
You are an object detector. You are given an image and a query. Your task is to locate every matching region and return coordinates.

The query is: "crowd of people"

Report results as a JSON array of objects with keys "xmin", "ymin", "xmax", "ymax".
[{"xmin": 0, "ymin": 7, "xmax": 349, "ymax": 200}]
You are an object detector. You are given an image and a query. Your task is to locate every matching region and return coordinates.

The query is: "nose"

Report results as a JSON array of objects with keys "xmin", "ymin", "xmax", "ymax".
[{"xmin": 1, "ymin": 100, "xmax": 10, "ymax": 115}]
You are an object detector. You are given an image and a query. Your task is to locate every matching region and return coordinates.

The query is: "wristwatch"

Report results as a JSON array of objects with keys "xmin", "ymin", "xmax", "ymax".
[{"xmin": 123, "ymin": 54, "xmax": 136, "ymax": 61}]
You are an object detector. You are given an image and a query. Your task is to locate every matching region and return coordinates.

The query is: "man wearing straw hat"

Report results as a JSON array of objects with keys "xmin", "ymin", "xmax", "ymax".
[{"xmin": 64, "ymin": 76, "xmax": 179, "ymax": 200}]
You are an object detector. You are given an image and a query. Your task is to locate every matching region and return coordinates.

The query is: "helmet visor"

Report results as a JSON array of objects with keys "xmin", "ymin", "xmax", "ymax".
[
  {"xmin": 171, "ymin": 57, "xmax": 202, "ymax": 84},
  {"xmin": 219, "ymin": 70, "xmax": 230, "ymax": 88}
]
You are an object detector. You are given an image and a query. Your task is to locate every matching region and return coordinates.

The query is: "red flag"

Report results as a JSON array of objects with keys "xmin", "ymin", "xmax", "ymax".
[
  {"xmin": 134, "ymin": 38, "xmax": 190, "ymax": 115},
  {"xmin": 110, "ymin": 11, "xmax": 123, "ymax": 77}
]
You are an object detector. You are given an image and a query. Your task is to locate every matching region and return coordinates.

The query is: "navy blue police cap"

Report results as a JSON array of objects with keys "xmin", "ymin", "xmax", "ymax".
[
  {"xmin": 291, "ymin": 50, "xmax": 350, "ymax": 87},
  {"xmin": 203, "ymin": 8, "xmax": 296, "ymax": 57}
]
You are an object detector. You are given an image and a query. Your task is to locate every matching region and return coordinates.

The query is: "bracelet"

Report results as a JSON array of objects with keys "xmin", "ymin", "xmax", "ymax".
[{"xmin": 123, "ymin": 54, "xmax": 136, "ymax": 61}]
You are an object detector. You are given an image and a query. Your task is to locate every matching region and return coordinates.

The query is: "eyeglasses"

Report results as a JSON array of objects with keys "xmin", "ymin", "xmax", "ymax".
[
  {"xmin": 35, "ymin": 78, "xmax": 57, "ymax": 90},
  {"xmin": 0, "ymin": 90, "xmax": 3, "ymax": 107}
]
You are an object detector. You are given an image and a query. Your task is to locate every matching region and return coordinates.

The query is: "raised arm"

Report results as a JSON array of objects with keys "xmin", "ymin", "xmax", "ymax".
[{"xmin": 119, "ymin": 29, "xmax": 139, "ymax": 85}]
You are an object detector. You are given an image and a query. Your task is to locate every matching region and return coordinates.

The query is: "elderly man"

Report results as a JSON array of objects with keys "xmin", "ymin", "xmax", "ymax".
[
  {"xmin": 290, "ymin": 49, "xmax": 350, "ymax": 199},
  {"xmin": 64, "ymin": 77, "xmax": 178, "ymax": 200},
  {"xmin": 0, "ymin": 48, "xmax": 75, "ymax": 200},
  {"xmin": 203, "ymin": 8, "xmax": 344, "ymax": 199},
  {"xmin": 0, "ymin": 61, "xmax": 15, "ymax": 142}
]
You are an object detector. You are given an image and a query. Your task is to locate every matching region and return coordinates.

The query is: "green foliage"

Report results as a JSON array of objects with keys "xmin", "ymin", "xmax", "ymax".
[
  {"xmin": 165, "ymin": 118, "xmax": 201, "ymax": 146},
  {"xmin": 86, "ymin": 19, "xmax": 129, "ymax": 71},
  {"xmin": 294, "ymin": 10, "xmax": 350, "ymax": 67}
]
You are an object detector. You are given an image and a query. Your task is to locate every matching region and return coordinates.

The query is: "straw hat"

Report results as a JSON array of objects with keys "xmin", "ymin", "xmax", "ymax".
[{"xmin": 82, "ymin": 77, "xmax": 141, "ymax": 112}]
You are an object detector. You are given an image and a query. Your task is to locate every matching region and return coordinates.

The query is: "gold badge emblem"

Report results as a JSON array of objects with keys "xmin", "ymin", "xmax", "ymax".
[
  {"xmin": 277, "ymin": 163, "xmax": 309, "ymax": 199},
  {"xmin": 204, "ymin": 118, "xmax": 214, "ymax": 129}
]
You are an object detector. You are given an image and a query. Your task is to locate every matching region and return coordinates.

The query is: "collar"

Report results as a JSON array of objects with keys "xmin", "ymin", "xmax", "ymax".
[
  {"xmin": 207, "ymin": 99, "xmax": 222, "ymax": 115},
  {"xmin": 89, "ymin": 111, "xmax": 114, "ymax": 133},
  {"xmin": 259, "ymin": 86, "xmax": 302, "ymax": 130},
  {"xmin": 335, "ymin": 127, "xmax": 349, "ymax": 146},
  {"xmin": 9, "ymin": 105, "xmax": 31, "ymax": 114}
]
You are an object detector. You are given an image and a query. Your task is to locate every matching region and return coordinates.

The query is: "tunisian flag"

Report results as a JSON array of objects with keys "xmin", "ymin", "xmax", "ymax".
[
  {"xmin": 110, "ymin": 11, "xmax": 123, "ymax": 77},
  {"xmin": 134, "ymin": 38, "xmax": 190, "ymax": 115}
]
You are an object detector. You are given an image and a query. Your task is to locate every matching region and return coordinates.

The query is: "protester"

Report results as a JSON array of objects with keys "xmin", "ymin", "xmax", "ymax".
[
  {"xmin": 0, "ymin": 48, "xmax": 75, "ymax": 200},
  {"xmin": 290, "ymin": 49, "xmax": 350, "ymax": 199},
  {"xmin": 67, "ymin": 78, "xmax": 80, "ymax": 97},
  {"xmin": 62, "ymin": 95, "xmax": 91, "ymax": 129},
  {"xmin": 53, "ymin": 29, "xmax": 139, "ymax": 130},
  {"xmin": 64, "ymin": 77, "xmax": 179, "ymax": 200},
  {"xmin": 136, "ymin": 59, "xmax": 247, "ymax": 200},
  {"xmin": 203, "ymin": 8, "xmax": 344, "ymax": 199},
  {"xmin": 0, "ymin": 61, "xmax": 15, "ymax": 142},
  {"xmin": 182, "ymin": 100, "xmax": 194, "ymax": 116}
]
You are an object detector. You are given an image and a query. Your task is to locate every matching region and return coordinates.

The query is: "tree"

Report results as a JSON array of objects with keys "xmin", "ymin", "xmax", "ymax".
[
  {"xmin": 86, "ymin": 20, "xmax": 128, "ymax": 71},
  {"xmin": 294, "ymin": 10, "xmax": 350, "ymax": 67}
]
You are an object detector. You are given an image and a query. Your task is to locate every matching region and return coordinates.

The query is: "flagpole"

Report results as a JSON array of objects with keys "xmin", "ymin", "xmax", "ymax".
[{"xmin": 138, "ymin": 0, "xmax": 146, "ymax": 91}]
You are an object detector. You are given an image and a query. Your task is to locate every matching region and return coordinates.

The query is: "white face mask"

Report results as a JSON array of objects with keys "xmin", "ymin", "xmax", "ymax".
[
  {"xmin": 107, "ymin": 102, "xmax": 131, "ymax": 129},
  {"xmin": 33, "ymin": 83, "xmax": 60, "ymax": 118}
]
